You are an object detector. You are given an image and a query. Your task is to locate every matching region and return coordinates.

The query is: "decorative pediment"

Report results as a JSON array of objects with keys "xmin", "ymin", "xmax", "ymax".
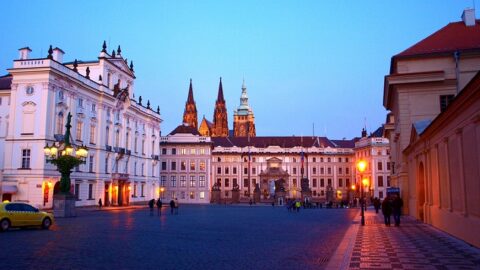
[{"xmin": 107, "ymin": 58, "xmax": 135, "ymax": 78}]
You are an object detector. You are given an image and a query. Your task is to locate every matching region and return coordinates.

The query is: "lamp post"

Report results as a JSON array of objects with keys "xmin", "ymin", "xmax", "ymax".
[
  {"xmin": 160, "ymin": 187, "xmax": 165, "ymax": 199},
  {"xmin": 357, "ymin": 160, "xmax": 367, "ymax": 226},
  {"xmin": 44, "ymin": 112, "xmax": 88, "ymax": 217}
]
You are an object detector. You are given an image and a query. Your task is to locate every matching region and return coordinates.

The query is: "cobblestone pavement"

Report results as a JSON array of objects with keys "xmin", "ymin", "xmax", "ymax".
[
  {"xmin": 0, "ymin": 205, "xmax": 357, "ymax": 270},
  {"xmin": 340, "ymin": 208, "xmax": 480, "ymax": 270}
]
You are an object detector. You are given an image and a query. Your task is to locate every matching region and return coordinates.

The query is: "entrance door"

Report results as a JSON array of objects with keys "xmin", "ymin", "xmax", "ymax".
[{"xmin": 104, "ymin": 184, "xmax": 110, "ymax": 206}]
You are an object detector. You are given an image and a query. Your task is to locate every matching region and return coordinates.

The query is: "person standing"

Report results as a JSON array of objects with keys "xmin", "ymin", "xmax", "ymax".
[
  {"xmin": 98, "ymin": 198, "xmax": 103, "ymax": 209},
  {"xmin": 381, "ymin": 197, "xmax": 392, "ymax": 226},
  {"xmin": 392, "ymin": 195, "xmax": 404, "ymax": 227},
  {"xmin": 169, "ymin": 199, "xmax": 175, "ymax": 215},
  {"xmin": 373, "ymin": 198, "xmax": 381, "ymax": 214},
  {"xmin": 148, "ymin": 199, "xmax": 155, "ymax": 216},
  {"xmin": 156, "ymin": 198, "xmax": 163, "ymax": 216},
  {"xmin": 174, "ymin": 198, "xmax": 179, "ymax": 215}
]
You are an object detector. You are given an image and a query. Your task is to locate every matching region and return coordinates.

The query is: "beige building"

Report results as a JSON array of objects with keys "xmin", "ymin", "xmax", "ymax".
[
  {"xmin": 383, "ymin": 9, "xmax": 480, "ymax": 215},
  {"xmin": 384, "ymin": 9, "xmax": 480, "ymax": 247}
]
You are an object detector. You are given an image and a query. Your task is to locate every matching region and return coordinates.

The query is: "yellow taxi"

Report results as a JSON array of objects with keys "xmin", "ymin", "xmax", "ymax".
[{"xmin": 0, "ymin": 202, "xmax": 54, "ymax": 231}]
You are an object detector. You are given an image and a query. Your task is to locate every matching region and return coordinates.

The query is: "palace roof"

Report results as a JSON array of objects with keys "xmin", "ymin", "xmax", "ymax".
[
  {"xmin": 212, "ymin": 136, "xmax": 355, "ymax": 149},
  {"xmin": 169, "ymin": 124, "xmax": 201, "ymax": 136},
  {"xmin": 0, "ymin": 74, "xmax": 12, "ymax": 90}
]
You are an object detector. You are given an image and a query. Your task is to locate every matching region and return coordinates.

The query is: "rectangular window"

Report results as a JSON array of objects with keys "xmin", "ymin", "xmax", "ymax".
[
  {"xmin": 75, "ymin": 183, "xmax": 80, "ymax": 199},
  {"xmin": 78, "ymin": 98, "xmax": 83, "ymax": 108},
  {"xmin": 338, "ymin": 157, "xmax": 342, "ymax": 162},
  {"xmin": 244, "ymin": 178, "xmax": 249, "ymax": 187},
  {"xmin": 320, "ymin": 178, "xmax": 325, "ymax": 187},
  {"xmin": 134, "ymin": 162, "xmax": 137, "ymax": 176},
  {"xmin": 200, "ymin": 161, "xmax": 206, "ymax": 171},
  {"xmin": 142, "ymin": 140, "xmax": 145, "ymax": 154},
  {"xmin": 105, "ymin": 127, "xmax": 110, "ymax": 145},
  {"xmin": 181, "ymin": 148, "xmax": 187, "ymax": 155},
  {"xmin": 76, "ymin": 122, "xmax": 83, "ymax": 141},
  {"xmin": 172, "ymin": 148, "xmax": 177, "ymax": 155},
  {"xmin": 133, "ymin": 184, "xmax": 137, "ymax": 197},
  {"xmin": 217, "ymin": 167, "xmax": 221, "ymax": 174},
  {"xmin": 327, "ymin": 167, "xmax": 331, "ymax": 174},
  {"xmin": 134, "ymin": 137, "xmax": 138, "ymax": 153},
  {"xmin": 180, "ymin": 176, "xmax": 186, "ymax": 187},
  {"xmin": 141, "ymin": 163, "xmax": 145, "ymax": 176},
  {"xmin": 387, "ymin": 162, "xmax": 391, "ymax": 171},
  {"xmin": 293, "ymin": 179, "xmax": 297, "ymax": 188},
  {"xmin": 162, "ymin": 148, "xmax": 167, "ymax": 155},
  {"xmin": 89, "ymin": 125, "xmax": 96, "ymax": 144},
  {"xmin": 440, "ymin": 94, "xmax": 454, "ymax": 112},
  {"xmin": 225, "ymin": 167, "xmax": 230, "ymax": 174},
  {"xmin": 328, "ymin": 178, "xmax": 332, "ymax": 186},
  {"xmin": 161, "ymin": 176, "xmax": 166, "ymax": 187},
  {"xmin": 346, "ymin": 168, "xmax": 350, "ymax": 174},
  {"xmin": 387, "ymin": 176, "xmax": 391, "ymax": 187},
  {"xmin": 89, "ymin": 155, "xmax": 94, "ymax": 172},
  {"xmin": 233, "ymin": 178, "xmax": 238, "ymax": 187},
  {"xmin": 346, "ymin": 178, "xmax": 350, "ymax": 188},
  {"xmin": 200, "ymin": 149, "xmax": 205, "ymax": 155},
  {"xmin": 199, "ymin": 191, "xmax": 205, "ymax": 199},
  {"xmin": 252, "ymin": 167, "xmax": 256, "ymax": 175},
  {"xmin": 338, "ymin": 167, "xmax": 342, "ymax": 174},
  {"xmin": 244, "ymin": 168, "xmax": 248, "ymax": 174},
  {"xmin": 88, "ymin": 184, "xmax": 93, "ymax": 199},
  {"xmin": 161, "ymin": 162, "xmax": 167, "ymax": 171},
  {"xmin": 377, "ymin": 162, "xmax": 383, "ymax": 171},
  {"xmin": 320, "ymin": 167, "xmax": 324, "ymax": 174},
  {"xmin": 105, "ymin": 157, "xmax": 109, "ymax": 173},
  {"xmin": 313, "ymin": 167, "xmax": 317, "ymax": 174},
  {"xmin": 339, "ymin": 178, "xmax": 343, "ymax": 187},
  {"xmin": 91, "ymin": 103, "xmax": 96, "ymax": 112},
  {"xmin": 141, "ymin": 184, "xmax": 145, "ymax": 197},
  {"xmin": 378, "ymin": 176, "xmax": 384, "ymax": 187},
  {"xmin": 171, "ymin": 161, "xmax": 176, "ymax": 171},
  {"xmin": 171, "ymin": 176, "xmax": 177, "ymax": 187},
  {"xmin": 21, "ymin": 149, "xmax": 31, "ymax": 169},
  {"xmin": 190, "ymin": 161, "xmax": 196, "ymax": 171},
  {"xmin": 181, "ymin": 161, "xmax": 186, "ymax": 171},
  {"xmin": 199, "ymin": 176, "xmax": 206, "ymax": 187},
  {"xmin": 225, "ymin": 178, "xmax": 230, "ymax": 188},
  {"xmin": 313, "ymin": 179, "xmax": 317, "ymax": 188},
  {"xmin": 190, "ymin": 191, "xmax": 195, "ymax": 199},
  {"xmin": 379, "ymin": 191, "xmax": 384, "ymax": 199},
  {"xmin": 293, "ymin": 167, "xmax": 297, "ymax": 174},
  {"xmin": 233, "ymin": 167, "xmax": 237, "ymax": 174},
  {"xmin": 190, "ymin": 176, "xmax": 196, "ymax": 187}
]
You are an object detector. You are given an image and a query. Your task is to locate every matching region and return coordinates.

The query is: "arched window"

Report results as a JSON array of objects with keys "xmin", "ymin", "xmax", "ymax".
[{"xmin": 56, "ymin": 112, "xmax": 64, "ymax": 134}]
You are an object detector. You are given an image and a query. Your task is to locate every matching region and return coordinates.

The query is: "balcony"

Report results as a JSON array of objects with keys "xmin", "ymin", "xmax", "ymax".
[
  {"xmin": 126, "ymin": 149, "xmax": 131, "ymax": 155},
  {"xmin": 105, "ymin": 145, "xmax": 112, "ymax": 152},
  {"xmin": 114, "ymin": 147, "xmax": 125, "ymax": 155},
  {"xmin": 151, "ymin": 155, "xmax": 159, "ymax": 160}
]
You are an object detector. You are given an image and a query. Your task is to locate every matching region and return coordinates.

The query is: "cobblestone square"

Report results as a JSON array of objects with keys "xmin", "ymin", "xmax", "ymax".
[{"xmin": 0, "ymin": 205, "xmax": 357, "ymax": 270}]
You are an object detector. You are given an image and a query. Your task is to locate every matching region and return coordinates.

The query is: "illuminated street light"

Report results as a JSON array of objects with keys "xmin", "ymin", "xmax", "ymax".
[{"xmin": 356, "ymin": 160, "xmax": 367, "ymax": 226}]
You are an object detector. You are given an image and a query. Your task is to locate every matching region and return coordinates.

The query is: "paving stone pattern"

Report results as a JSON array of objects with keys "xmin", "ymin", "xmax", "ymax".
[
  {"xmin": 0, "ymin": 205, "xmax": 357, "ymax": 270},
  {"xmin": 349, "ymin": 210, "xmax": 480, "ymax": 270}
]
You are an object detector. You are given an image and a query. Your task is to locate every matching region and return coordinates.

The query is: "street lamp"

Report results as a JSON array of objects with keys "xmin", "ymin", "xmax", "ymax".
[
  {"xmin": 357, "ymin": 160, "xmax": 367, "ymax": 226},
  {"xmin": 160, "ymin": 187, "xmax": 165, "ymax": 199},
  {"xmin": 44, "ymin": 112, "xmax": 89, "ymax": 195}
]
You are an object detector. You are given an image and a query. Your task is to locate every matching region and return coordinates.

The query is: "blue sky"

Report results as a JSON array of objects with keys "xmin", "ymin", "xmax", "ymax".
[{"xmin": 0, "ymin": 1, "xmax": 475, "ymax": 139}]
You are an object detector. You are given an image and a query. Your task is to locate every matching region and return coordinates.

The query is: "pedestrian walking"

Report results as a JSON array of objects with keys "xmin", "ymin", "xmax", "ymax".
[
  {"xmin": 148, "ymin": 199, "xmax": 155, "ymax": 216},
  {"xmin": 381, "ymin": 197, "xmax": 392, "ymax": 226},
  {"xmin": 170, "ymin": 199, "xmax": 175, "ymax": 215},
  {"xmin": 98, "ymin": 198, "xmax": 102, "ymax": 209},
  {"xmin": 156, "ymin": 198, "xmax": 163, "ymax": 216},
  {"xmin": 392, "ymin": 195, "xmax": 404, "ymax": 227},
  {"xmin": 373, "ymin": 197, "xmax": 381, "ymax": 214},
  {"xmin": 295, "ymin": 201, "xmax": 301, "ymax": 212},
  {"xmin": 174, "ymin": 198, "xmax": 179, "ymax": 215}
]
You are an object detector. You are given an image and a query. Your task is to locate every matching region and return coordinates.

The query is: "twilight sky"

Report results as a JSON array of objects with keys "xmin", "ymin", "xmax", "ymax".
[{"xmin": 0, "ymin": 1, "xmax": 475, "ymax": 139}]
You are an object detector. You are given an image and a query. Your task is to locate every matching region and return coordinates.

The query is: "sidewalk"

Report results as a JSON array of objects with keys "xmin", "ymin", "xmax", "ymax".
[{"xmin": 328, "ymin": 207, "xmax": 480, "ymax": 269}]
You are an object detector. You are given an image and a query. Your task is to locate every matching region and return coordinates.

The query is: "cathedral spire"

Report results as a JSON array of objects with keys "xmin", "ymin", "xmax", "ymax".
[
  {"xmin": 182, "ymin": 79, "xmax": 198, "ymax": 129},
  {"xmin": 216, "ymin": 77, "xmax": 225, "ymax": 103},
  {"xmin": 212, "ymin": 77, "xmax": 229, "ymax": 137},
  {"xmin": 233, "ymin": 79, "xmax": 256, "ymax": 137}
]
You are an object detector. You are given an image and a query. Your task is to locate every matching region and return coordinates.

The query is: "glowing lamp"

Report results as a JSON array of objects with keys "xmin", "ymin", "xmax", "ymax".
[
  {"xmin": 44, "ymin": 144, "xmax": 51, "ymax": 156},
  {"xmin": 351, "ymin": 184, "xmax": 356, "ymax": 190},
  {"xmin": 50, "ymin": 145, "xmax": 58, "ymax": 156},
  {"xmin": 64, "ymin": 145, "xmax": 74, "ymax": 156},
  {"xmin": 357, "ymin": 160, "xmax": 367, "ymax": 173},
  {"xmin": 362, "ymin": 178, "xmax": 369, "ymax": 186}
]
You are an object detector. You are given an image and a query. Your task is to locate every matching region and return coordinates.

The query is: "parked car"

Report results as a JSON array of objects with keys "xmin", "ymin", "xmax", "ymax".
[{"xmin": 0, "ymin": 202, "xmax": 54, "ymax": 231}]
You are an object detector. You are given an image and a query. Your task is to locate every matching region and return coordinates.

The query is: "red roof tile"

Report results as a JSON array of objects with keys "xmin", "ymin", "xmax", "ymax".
[{"xmin": 396, "ymin": 20, "xmax": 480, "ymax": 58}]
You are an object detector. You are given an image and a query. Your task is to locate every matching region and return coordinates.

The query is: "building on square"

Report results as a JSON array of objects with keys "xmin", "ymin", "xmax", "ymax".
[
  {"xmin": 0, "ymin": 42, "xmax": 162, "ymax": 209},
  {"xmin": 354, "ymin": 127, "xmax": 391, "ymax": 200},
  {"xmin": 383, "ymin": 9, "xmax": 480, "ymax": 247},
  {"xmin": 159, "ymin": 124, "xmax": 212, "ymax": 204}
]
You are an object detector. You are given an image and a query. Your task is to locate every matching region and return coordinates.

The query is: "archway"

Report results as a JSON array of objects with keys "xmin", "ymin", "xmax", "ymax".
[{"xmin": 417, "ymin": 162, "xmax": 425, "ymax": 222}]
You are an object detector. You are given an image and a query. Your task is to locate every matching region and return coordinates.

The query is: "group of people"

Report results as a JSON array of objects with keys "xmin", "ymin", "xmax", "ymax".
[
  {"xmin": 375, "ymin": 195, "xmax": 404, "ymax": 226},
  {"xmin": 148, "ymin": 198, "xmax": 179, "ymax": 216},
  {"xmin": 286, "ymin": 199, "xmax": 302, "ymax": 212}
]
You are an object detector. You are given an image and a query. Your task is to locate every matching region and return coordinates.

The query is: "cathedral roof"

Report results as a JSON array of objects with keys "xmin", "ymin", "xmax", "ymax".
[
  {"xmin": 169, "ymin": 124, "xmax": 201, "ymax": 136},
  {"xmin": 212, "ymin": 136, "xmax": 353, "ymax": 149}
]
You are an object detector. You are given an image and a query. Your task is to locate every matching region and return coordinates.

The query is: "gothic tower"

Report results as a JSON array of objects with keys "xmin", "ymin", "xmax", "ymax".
[
  {"xmin": 212, "ymin": 77, "xmax": 229, "ymax": 137},
  {"xmin": 233, "ymin": 79, "xmax": 256, "ymax": 137},
  {"xmin": 182, "ymin": 79, "xmax": 198, "ymax": 129}
]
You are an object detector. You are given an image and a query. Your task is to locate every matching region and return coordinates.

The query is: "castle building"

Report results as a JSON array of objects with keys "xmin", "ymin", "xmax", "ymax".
[
  {"xmin": 212, "ymin": 78, "xmax": 229, "ymax": 137},
  {"xmin": 182, "ymin": 79, "xmax": 198, "ymax": 129},
  {"xmin": 354, "ymin": 127, "xmax": 391, "ymax": 200},
  {"xmin": 233, "ymin": 80, "xmax": 256, "ymax": 137},
  {"xmin": 0, "ymin": 42, "xmax": 162, "ymax": 208}
]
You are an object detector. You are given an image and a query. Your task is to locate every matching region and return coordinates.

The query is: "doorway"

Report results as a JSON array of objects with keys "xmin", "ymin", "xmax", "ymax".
[{"xmin": 417, "ymin": 162, "xmax": 425, "ymax": 222}]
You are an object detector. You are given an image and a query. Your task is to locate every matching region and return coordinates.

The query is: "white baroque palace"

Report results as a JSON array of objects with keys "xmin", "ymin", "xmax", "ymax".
[{"xmin": 0, "ymin": 43, "xmax": 162, "ymax": 209}]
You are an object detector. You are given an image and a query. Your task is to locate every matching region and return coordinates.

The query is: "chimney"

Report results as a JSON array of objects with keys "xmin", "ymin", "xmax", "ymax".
[
  {"xmin": 462, "ymin": 8, "xmax": 476, "ymax": 26},
  {"xmin": 18, "ymin": 47, "xmax": 32, "ymax": 60},
  {"xmin": 52, "ymin": 47, "xmax": 65, "ymax": 63}
]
